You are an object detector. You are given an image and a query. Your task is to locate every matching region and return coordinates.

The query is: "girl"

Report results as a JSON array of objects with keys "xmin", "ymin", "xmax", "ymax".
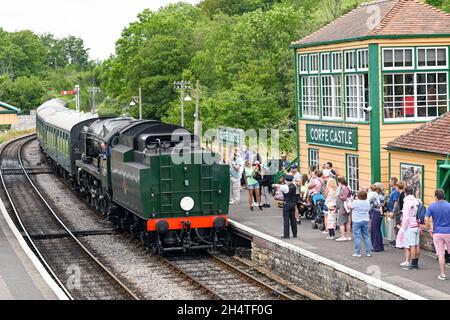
[
  {"xmin": 244, "ymin": 160, "xmax": 262, "ymax": 211},
  {"xmin": 327, "ymin": 204, "xmax": 337, "ymax": 240},
  {"xmin": 324, "ymin": 178, "xmax": 338, "ymax": 235}
]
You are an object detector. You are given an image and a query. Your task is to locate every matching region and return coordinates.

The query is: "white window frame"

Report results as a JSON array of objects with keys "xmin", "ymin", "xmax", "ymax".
[
  {"xmin": 309, "ymin": 54, "xmax": 319, "ymax": 74},
  {"xmin": 321, "ymin": 52, "xmax": 331, "ymax": 73},
  {"xmin": 299, "ymin": 54, "xmax": 309, "ymax": 74},
  {"xmin": 332, "ymin": 52, "xmax": 342, "ymax": 72},
  {"xmin": 357, "ymin": 49, "xmax": 369, "ymax": 71},
  {"xmin": 321, "ymin": 75, "xmax": 342, "ymax": 120},
  {"xmin": 345, "ymin": 51, "xmax": 356, "ymax": 72},
  {"xmin": 382, "ymin": 48, "xmax": 414, "ymax": 71},
  {"xmin": 346, "ymin": 154, "xmax": 359, "ymax": 195},
  {"xmin": 309, "ymin": 149, "xmax": 319, "ymax": 170},
  {"xmin": 383, "ymin": 71, "xmax": 449, "ymax": 122},
  {"xmin": 345, "ymin": 74, "xmax": 367, "ymax": 122},
  {"xmin": 417, "ymin": 47, "xmax": 448, "ymax": 70},
  {"xmin": 301, "ymin": 76, "xmax": 320, "ymax": 119}
]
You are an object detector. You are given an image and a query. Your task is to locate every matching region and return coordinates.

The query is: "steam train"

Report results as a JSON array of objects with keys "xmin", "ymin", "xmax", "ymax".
[{"xmin": 36, "ymin": 99, "xmax": 231, "ymax": 254}]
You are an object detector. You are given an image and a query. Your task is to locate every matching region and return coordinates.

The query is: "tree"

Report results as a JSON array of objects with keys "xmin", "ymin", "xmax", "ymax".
[
  {"xmin": 0, "ymin": 30, "xmax": 47, "ymax": 78},
  {"xmin": 0, "ymin": 76, "xmax": 47, "ymax": 114}
]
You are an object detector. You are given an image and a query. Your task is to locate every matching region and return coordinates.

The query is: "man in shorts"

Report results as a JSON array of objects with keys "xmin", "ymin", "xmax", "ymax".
[{"xmin": 425, "ymin": 189, "xmax": 450, "ymax": 280}]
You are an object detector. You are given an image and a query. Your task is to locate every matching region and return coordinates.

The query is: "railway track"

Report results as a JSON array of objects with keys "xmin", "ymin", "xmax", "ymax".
[
  {"xmin": 1, "ymin": 135, "xmax": 321, "ymax": 301},
  {"xmin": 156, "ymin": 252, "xmax": 320, "ymax": 300},
  {"xmin": 0, "ymin": 135, "xmax": 139, "ymax": 300}
]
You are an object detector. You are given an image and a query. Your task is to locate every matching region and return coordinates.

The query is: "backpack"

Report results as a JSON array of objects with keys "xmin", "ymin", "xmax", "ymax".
[{"xmin": 415, "ymin": 201, "xmax": 427, "ymax": 225}]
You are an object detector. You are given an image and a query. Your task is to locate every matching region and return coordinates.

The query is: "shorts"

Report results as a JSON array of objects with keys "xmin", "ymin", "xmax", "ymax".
[
  {"xmin": 247, "ymin": 182, "xmax": 260, "ymax": 190},
  {"xmin": 404, "ymin": 227, "xmax": 420, "ymax": 247},
  {"xmin": 433, "ymin": 233, "xmax": 450, "ymax": 257}
]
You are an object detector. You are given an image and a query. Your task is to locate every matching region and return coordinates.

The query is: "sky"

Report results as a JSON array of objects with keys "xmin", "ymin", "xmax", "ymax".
[{"xmin": 0, "ymin": 0, "xmax": 200, "ymax": 61}]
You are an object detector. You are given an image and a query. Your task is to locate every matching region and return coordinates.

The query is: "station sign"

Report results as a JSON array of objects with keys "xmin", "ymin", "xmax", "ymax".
[
  {"xmin": 306, "ymin": 124, "xmax": 358, "ymax": 150},
  {"xmin": 218, "ymin": 127, "xmax": 244, "ymax": 146}
]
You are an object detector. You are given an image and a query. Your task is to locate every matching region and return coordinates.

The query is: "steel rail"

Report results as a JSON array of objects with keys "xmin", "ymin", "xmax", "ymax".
[
  {"xmin": 155, "ymin": 254, "xmax": 226, "ymax": 300},
  {"xmin": 207, "ymin": 253, "xmax": 296, "ymax": 300},
  {"xmin": 16, "ymin": 136, "xmax": 140, "ymax": 300},
  {"xmin": 0, "ymin": 134, "xmax": 73, "ymax": 300}
]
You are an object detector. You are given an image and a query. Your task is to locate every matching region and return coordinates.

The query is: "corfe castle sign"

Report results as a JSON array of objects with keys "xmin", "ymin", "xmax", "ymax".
[{"xmin": 306, "ymin": 124, "xmax": 358, "ymax": 150}]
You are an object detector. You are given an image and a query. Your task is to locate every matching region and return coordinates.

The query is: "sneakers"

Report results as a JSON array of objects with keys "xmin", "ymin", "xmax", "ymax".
[
  {"xmin": 336, "ymin": 237, "xmax": 347, "ymax": 242},
  {"xmin": 366, "ymin": 253, "xmax": 371, "ymax": 257},
  {"xmin": 326, "ymin": 236, "xmax": 335, "ymax": 240},
  {"xmin": 322, "ymin": 230, "xmax": 329, "ymax": 234},
  {"xmin": 400, "ymin": 261, "xmax": 410, "ymax": 267},
  {"xmin": 252, "ymin": 202, "xmax": 259, "ymax": 207},
  {"xmin": 438, "ymin": 274, "xmax": 446, "ymax": 281},
  {"xmin": 346, "ymin": 237, "xmax": 352, "ymax": 241},
  {"xmin": 352, "ymin": 253, "xmax": 362, "ymax": 258}
]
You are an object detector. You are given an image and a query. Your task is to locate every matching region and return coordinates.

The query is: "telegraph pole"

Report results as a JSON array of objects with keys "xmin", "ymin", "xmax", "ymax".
[
  {"xmin": 173, "ymin": 80, "xmax": 191, "ymax": 127},
  {"xmin": 194, "ymin": 80, "xmax": 201, "ymax": 137},
  {"xmin": 88, "ymin": 86, "xmax": 100, "ymax": 114},
  {"xmin": 74, "ymin": 85, "xmax": 80, "ymax": 112},
  {"xmin": 130, "ymin": 87, "xmax": 142, "ymax": 120}
]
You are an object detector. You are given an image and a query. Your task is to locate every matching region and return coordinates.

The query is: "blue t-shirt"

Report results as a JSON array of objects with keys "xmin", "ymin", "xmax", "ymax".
[
  {"xmin": 426, "ymin": 201, "xmax": 450, "ymax": 234},
  {"xmin": 388, "ymin": 189, "xmax": 400, "ymax": 212}
]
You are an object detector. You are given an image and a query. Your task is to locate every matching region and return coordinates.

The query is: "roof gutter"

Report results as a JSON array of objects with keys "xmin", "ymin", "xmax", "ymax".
[
  {"xmin": 385, "ymin": 145, "xmax": 450, "ymax": 157},
  {"xmin": 289, "ymin": 33, "xmax": 450, "ymax": 49}
]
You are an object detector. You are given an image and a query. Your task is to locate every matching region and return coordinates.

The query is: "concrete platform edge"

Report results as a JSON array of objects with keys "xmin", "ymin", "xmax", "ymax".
[
  {"xmin": 229, "ymin": 219, "xmax": 427, "ymax": 300},
  {"xmin": 0, "ymin": 183, "xmax": 68, "ymax": 300}
]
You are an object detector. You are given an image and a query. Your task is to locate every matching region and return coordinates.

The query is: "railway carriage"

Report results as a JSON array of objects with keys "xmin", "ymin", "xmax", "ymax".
[
  {"xmin": 36, "ymin": 99, "xmax": 99, "ymax": 176},
  {"xmin": 36, "ymin": 99, "xmax": 231, "ymax": 254}
]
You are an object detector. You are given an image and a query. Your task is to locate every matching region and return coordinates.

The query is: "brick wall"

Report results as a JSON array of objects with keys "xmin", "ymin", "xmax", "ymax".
[{"xmin": 251, "ymin": 236, "xmax": 405, "ymax": 300}]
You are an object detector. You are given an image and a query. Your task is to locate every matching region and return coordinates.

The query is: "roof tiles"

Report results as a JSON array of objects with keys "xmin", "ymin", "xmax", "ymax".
[
  {"xmin": 292, "ymin": 0, "xmax": 450, "ymax": 47},
  {"xmin": 387, "ymin": 112, "xmax": 450, "ymax": 155}
]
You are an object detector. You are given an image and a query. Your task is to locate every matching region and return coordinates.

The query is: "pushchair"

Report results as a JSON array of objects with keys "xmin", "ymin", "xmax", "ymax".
[
  {"xmin": 297, "ymin": 196, "xmax": 314, "ymax": 220},
  {"xmin": 310, "ymin": 193, "xmax": 326, "ymax": 231}
]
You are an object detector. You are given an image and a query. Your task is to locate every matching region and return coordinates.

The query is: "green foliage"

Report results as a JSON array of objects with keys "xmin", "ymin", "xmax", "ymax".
[
  {"xmin": 426, "ymin": 0, "xmax": 450, "ymax": 12},
  {"xmin": 0, "ymin": 75, "xmax": 47, "ymax": 113},
  {"xmin": 101, "ymin": 1, "xmax": 318, "ymax": 134},
  {"xmin": 0, "ymin": 28, "xmax": 92, "ymax": 113}
]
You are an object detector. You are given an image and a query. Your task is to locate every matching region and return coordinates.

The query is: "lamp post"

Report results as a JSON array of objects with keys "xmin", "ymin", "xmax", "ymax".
[
  {"xmin": 130, "ymin": 87, "xmax": 142, "ymax": 120},
  {"xmin": 173, "ymin": 80, "xmax": 191, "ymax": 127}
]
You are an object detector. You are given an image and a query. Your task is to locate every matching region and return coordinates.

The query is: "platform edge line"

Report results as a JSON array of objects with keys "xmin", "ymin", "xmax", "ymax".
[
  {"xmin": 229, "ymin": 219, "xmax": 427, "ymax": 301},
  {"xmin": 0, "ymin": 189, "xmax": 68, "ymax": 300}
]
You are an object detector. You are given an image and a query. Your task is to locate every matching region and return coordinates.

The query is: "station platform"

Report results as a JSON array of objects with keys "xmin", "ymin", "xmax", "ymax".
[
  {"xmin": 229, "ymin": 190, "xmax": 450, "ymax": 300},
  {"xmin": 0, "ymin": 200, "xmax": 62, "ymax": 300}
]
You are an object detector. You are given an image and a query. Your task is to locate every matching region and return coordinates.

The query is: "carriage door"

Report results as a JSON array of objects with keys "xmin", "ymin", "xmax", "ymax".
[{"xmin": 437, "ymin": 160, "xmax": 450, "ymax": 201}]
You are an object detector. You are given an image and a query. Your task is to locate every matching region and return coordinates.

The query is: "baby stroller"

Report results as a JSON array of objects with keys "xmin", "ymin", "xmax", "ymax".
[
  {"xmin": 311, "ymin": 193, "xmax": 326, "ymax": 231},
  {"xmin": 297, "ymin": 196, "xmax": 314, "ymax": 220}
]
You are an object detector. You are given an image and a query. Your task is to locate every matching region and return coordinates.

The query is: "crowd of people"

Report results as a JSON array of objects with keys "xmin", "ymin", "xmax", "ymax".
[{"xmin": 228, "ymin": 149, "xmax": 450, "ymax": 281}]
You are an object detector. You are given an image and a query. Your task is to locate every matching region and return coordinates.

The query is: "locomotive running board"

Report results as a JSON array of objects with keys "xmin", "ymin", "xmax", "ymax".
[{"xmin": 1, "ymin": 167, "xmax": 54, "ymax": 175}]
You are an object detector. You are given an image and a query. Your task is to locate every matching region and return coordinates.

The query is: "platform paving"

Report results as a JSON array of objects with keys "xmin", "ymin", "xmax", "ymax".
[
  {"xmin": 229, "ymin": 190, "xmax": 450, "ymax": 300},
  {"xmin": 0, "ymin": 202, "xmax": 59, "ymax": 300}
]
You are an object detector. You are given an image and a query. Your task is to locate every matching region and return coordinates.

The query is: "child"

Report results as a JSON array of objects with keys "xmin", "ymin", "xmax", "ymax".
[{"xmin": 327, "ymin": 204, "xmax": 337, "ymax": 240}]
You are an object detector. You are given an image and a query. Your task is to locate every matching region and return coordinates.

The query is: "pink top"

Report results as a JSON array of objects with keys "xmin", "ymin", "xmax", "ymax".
[
  {"xmin": 402, "ymin": 195, "xmax": 420, "ymax": 229},
  {"xmin": 309, "ymin": 177, "xmax": 323, "ymax": 195}
]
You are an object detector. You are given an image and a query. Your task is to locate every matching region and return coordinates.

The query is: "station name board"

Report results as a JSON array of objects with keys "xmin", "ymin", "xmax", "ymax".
[
  {"xmin": 306, "ymin": 124, "xmax": 358, "ymax": 150},
  {"xmin": 218, "ymin": 127, "xmax": 244, "ymax": 146}
]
